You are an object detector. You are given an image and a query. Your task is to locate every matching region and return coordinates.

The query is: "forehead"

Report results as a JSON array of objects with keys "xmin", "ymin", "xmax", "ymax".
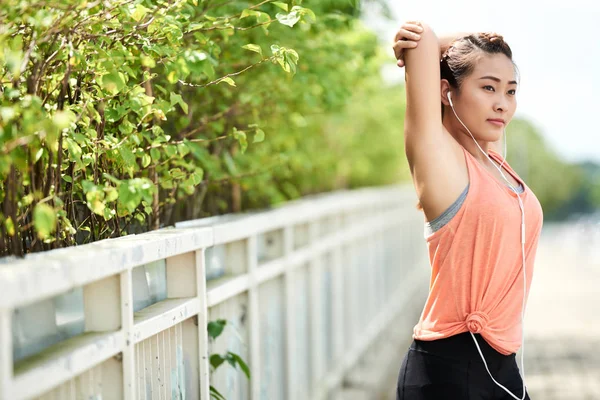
[{"xmin": 470, "ymin": 53, "xmax": 517, "ymax": 82}]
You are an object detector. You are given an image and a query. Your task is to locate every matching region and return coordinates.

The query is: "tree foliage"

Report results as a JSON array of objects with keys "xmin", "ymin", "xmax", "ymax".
[{"xmin": 0, "ymin": 0, "xmax": 399, "ymax": 256}]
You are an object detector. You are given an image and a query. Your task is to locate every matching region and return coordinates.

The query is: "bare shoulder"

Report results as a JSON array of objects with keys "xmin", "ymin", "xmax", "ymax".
[{"xmin": 406, "ymin": 126, "xmax": 469, "ymax": 223}]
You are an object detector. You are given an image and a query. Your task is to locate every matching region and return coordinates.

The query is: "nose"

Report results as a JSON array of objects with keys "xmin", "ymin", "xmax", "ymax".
[
  {"xmin": 495, "ymin": 98, "xmax": 507, "ymax": 113},
  {"xmin": 494, "ymin": 93, "xmax": 510, "ymax": 113}
]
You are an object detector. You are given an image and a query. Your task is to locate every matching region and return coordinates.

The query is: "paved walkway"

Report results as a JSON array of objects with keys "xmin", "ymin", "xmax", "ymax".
[{"xmin": 519, "ymin": 222, "xmax": 600, "ymax": 399}]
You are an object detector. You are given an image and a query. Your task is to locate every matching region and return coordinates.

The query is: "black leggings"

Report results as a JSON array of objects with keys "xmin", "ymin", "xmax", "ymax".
[{"xmin": 396, "ymin": 332, "xmax": 531, "ymax": 400}]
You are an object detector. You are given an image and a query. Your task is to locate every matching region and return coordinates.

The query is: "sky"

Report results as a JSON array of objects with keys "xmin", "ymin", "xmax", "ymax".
[{"xmin": 361, "ymin": 0, "xmax": 600, "ymax": 164}]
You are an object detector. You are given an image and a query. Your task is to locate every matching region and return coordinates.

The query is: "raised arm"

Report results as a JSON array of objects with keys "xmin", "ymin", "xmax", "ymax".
[
  {"xmin": 401, "ymin": 23, "xmax": 444, "ymax": 157},
  {"xmin": 393, "ymin": 23, "xmax": 472, "ymax": 221},
  {"xmin": 438, "ymin": 32, "xmax": 471, "ymax": 57}
]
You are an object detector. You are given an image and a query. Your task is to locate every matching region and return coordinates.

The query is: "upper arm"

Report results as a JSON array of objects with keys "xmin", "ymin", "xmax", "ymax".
[
  {"xmin": 401, "ymin": 24, "xmax": 468, "ymax": 222},
  {"xmin": 403, "ymin": 23, "xmax": 444, "ymax": 150}
]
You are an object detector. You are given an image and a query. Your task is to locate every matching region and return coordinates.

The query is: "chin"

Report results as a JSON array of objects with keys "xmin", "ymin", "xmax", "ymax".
[
  {"xmin": 472, "ymin": 132, "xmax": 501, "ymax": 143},
  {"xmin": 480, "ymin": 128, "xmax": 503, "ymax": 142}
]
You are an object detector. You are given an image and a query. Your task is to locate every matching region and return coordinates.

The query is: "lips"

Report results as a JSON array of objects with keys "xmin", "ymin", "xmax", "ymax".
[{"xmin": 487, "ymin": 119, "xmax": 505, "ymax": 126}]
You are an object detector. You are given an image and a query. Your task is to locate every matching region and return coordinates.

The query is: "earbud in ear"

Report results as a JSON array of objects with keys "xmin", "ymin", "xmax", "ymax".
[{"xmin": 447, "ymin": 92, "xmax": 453, "ymax": 107}]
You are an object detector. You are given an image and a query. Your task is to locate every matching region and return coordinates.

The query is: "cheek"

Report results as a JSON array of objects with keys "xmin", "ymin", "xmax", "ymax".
[{"xmin": 507, "ymin": 98, "xmax": 517, "ymax": 118}]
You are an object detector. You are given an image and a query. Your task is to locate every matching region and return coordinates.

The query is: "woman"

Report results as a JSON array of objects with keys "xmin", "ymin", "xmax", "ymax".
[{"xmin": 391, "ymin": 21, "xmax": 544, "ymax": 399}]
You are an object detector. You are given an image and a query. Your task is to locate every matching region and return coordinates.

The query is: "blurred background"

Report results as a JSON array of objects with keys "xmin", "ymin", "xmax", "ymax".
[{"xmin": 1, "ymin": 0, "xmax": 598, "ymax": 398}]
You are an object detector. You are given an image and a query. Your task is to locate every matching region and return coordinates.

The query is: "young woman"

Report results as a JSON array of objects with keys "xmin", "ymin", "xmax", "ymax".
[{"xmin": 391, "ymin": 21, "xmax": 544, "ymax": 400}]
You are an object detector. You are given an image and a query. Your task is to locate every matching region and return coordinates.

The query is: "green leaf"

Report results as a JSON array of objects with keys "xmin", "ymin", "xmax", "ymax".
[
  {"xmin": 254, "ymin": 11, "xmax": 271, "ymax": 25},
  {"xmin": 99, "ymin": 71, "xmax": 126, "ymax": 95},
  {"xmin": 210, "ymin": 386, "xmax": 227, "ymax": 400},
  {"xmin": 131, "ymin": 4, "xmax": 150, "ymax": 22},
  {"xmin": 225, "ymin": 353, "xmax": 237, "ymax": 369},
  {"xmin": 240, "ymin": 9, "xmax": 257, "ymax": 19},
  {"xmin": 150, "ymin": 147, "xmax": 161, "ymax": 162},
  {"xmin": 82, "ymin": 182, "xmax": 106, "ymax": 216},
  {"xmin": 169, "ymin": 168, "xmax": 186, "ymax": 180},
  {"xmin": 102, "ymin": 173, "xmax": 122, "ymax": 185},
  {"xmin": 209, "ymin": 354, "xmax": 225, "ymax": 370},
  {"xmin": 104, "ymin": 186, "xmax": 119, "ymax": 202},
  {"xmin": 118, "ymin": 181, "xmax": 143, "ymax": 213},
  {"xmin": 53, "ymin": 110, "xmax": 76, "ymax": 130},
  {"xmin": 170, "ymin": 92, "xmax": 189, "ymax": 114},
  {"xmin": 253, "ymin": 128, "xmax": 265, "ymax": 143},
  {"xmin": 229, "ymin": 352, "xmax": 251, "ymax": 379},
  {"xmin": 164, "ymin": 144, "xmax": 177, "ymax": 157},
  {"xmin": 298, "ymin": 6, "xmax": 316, "ymax": 23},
  {"xmin": 241, "ymin": 44, "xmax": 262, "ymax": 57},
  {"xmin": 207, "ymin": 319, "xmax": 227, "ymax": 339},
  {"xmin": 191, "ymin": 169, "xmax": 204, "ymax": 185},
  {"xmin": 118, "ymin": 146, "xmax": 136, "ymax": 169},
  {"xmin": 177, "ymin": 143, "xmax": 190, "ymax": 157},
  {"xmin": 103, "ymin": 207, "xmax": 116, "ymax": 221},
  {"xmin": 232, "ymin": 127, "xmax": 247, "ymax": 153},
  {"xmin": 141, "ymin": 55, "xmax": 155, "ymax": 68},
  {"xmin": 34, "ymin": 148, "xmax": 44, "ymax": 162},
  {"xmin": 218, "ymin": 77, "xmax": 236, "ymax": 87},
  {"xmin": 5, "ymin": 217, "xmax": 15, "ymax": 236},
  {"xmin": 141, "ymin": 153, "xmax": 151, "ymax": 168},
  {"xmin": 33, "ymin": 203, "xmax": 56, "ymax": 239},
  {"xmin": 66, "ymin": 138, "xmax": 83, "ymax": 164},
  {"xmin": 272, "ymin": 2, "xmax": 288, "ymax": 11}
]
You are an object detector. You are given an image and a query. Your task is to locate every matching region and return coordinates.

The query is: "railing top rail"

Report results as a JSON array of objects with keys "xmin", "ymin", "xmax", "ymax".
[{"xmin": 0, "ymin": 184, "xmax": 414, "ymax": 309}]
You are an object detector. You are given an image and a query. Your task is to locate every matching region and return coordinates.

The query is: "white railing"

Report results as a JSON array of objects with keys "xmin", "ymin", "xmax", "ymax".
[{"xmin": 0, "ymin": 184, "xmax": 429, "ymax": 400}]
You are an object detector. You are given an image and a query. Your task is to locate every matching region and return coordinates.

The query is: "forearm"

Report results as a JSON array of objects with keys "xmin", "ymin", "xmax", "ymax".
[{"xmin": 438, "ymin": 32, "xmax": 471, "ymax": 56}]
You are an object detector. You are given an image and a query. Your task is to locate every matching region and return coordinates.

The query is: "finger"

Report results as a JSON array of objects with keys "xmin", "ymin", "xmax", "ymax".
[
  {"xmin": 393, "ymin": 40, "xmax": 417, "ymax": 54},
  {"xmin": 397, "ymin": 59, "xmax": 405, "ymax": 68},
  {"xmin": 393, "ymin": 21, "xmax": 423, "ymax": 41},
  {"xmin": 392, "ymin": 41, "xmax": 403, "ymax": 60},
  {"xmin": 404, "ymin": 20, "xmax": 422, "ymax": 25},
  {"xmin": 402, "ymin": 23, "xmax": 424, "ymax": 34},
  {"xmin": 393, "ymin": 41, "xmax": 418, "ymax": 61},
  {"xmin": 394, "ymin": 28, "xmax": 422, "ymax": 43}
]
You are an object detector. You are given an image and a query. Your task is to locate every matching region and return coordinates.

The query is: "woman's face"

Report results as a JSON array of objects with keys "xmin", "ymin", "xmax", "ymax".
[{"xmin": 448, "ymin": 53, "xmax": 518, "ymax": 142}]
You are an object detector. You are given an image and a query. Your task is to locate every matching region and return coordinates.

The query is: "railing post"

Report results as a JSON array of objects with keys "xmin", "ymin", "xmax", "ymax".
[
  {"xmin": 283, "ymin": 225, "xmax": 296, "ymax": 400},
  {"xmin": 308, "ymin": 220, "xmax": 324, "ymax": 388},
  {"xmin": 196, "ymin": 249, "xmax": 210, "ymax": 400},
  {"xmin": 247, "ymin": 235, "xmax": 261, "ymax": 399},
  {"xmin": 0, "ymin": 308, "xmax": 12, "ymax": 400},
  {"xmin": 167, "ymin": 251, "xmax": 201, "ymax": 399},
  {"xmin": 331, "ymin": 215, "xmax": 345, "ymax": 365},
  {"xmin": 121, "ymin": 269, "xmax": 136, "ymax": 400},
  {"xmin": 83, "ymin": 274, "xmax": 122, "ymax": 399}
]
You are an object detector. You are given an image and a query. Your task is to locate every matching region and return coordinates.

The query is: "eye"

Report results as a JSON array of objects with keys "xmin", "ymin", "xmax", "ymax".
[
  {"xmin": 508, "ymin": 89, "xmax": 517, "ymax": 95},
  {"xmin": 483, "ymin": 85, "xmax": 495, "ymax": 92}
]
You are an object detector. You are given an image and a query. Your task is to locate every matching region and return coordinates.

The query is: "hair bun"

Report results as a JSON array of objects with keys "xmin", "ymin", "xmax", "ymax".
[{"xmin": 480, "ymin": 32, "xmax": 505, "ymax": 44}]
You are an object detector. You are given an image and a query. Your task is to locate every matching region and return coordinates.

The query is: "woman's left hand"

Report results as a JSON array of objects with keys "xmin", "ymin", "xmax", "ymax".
[{"xmin": 392, "ymin": 21, "xmax": 424, "ymax": 68}]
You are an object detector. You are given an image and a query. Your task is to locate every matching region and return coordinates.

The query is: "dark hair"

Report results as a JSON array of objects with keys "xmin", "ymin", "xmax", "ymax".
[
  {"xmin": 441, "ymin": 32, "xmax": 518, "ymax": 92},
  {"xmin": 416, "ymin": 33, "xmax": 518, "ymax": 212}
]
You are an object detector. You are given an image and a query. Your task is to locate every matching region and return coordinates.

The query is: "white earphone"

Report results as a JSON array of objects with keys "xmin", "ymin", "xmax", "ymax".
[{"xmin": 447, "ymin": 90, "xmax": 528, "ymax": 400}]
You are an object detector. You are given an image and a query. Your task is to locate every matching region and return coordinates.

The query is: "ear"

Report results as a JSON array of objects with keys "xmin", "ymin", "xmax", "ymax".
[{"xmin": 440, "ymin": 79, "xmax": 452, "ymax": 106}]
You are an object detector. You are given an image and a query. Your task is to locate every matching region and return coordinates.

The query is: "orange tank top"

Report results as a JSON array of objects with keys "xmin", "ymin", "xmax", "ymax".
[{"xmin": 413, "ymin": 147, "xmax": 544, "ymax": 355}]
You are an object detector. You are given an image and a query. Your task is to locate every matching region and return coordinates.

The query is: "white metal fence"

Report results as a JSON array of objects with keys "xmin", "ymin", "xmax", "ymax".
[{"xmin": 0, "ymin": 184, "xmax": 428, "ymax": 400}]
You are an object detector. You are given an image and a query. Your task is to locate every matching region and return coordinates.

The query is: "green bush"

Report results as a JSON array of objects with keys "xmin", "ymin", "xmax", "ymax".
[{"xmin": 0, "ymin": 0, "xmax": 408, "ymax": 256}]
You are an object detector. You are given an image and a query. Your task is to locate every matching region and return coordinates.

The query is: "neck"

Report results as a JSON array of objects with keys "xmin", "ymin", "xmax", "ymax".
[{"xmin": 442, "ymin": 112, "xmax": 492, "ymax": 165}]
